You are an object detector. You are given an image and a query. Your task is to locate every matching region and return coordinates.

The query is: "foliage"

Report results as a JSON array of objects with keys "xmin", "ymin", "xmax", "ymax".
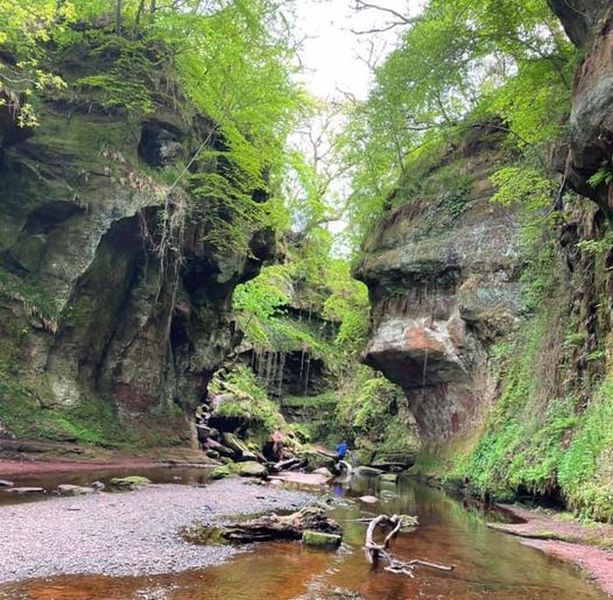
[
  {"xmin": 558, "ymin": 377, "xmax": 613, "ymax": 521},
  {"xmin": 334, "ymin": 367, "xmax": 419, "ymax": 456},
  {"xmin": 587, "ymin": 168, "xmax": 613, "ymax": 189},
  {"xmin": 233, "ymin": 240, "xmax": 369, "ymax": 370},
  {"xmin": 339, "ymin": 0, "xmax": 576, "ymax": 251},
  {"xmin": 210, "ymin": 366, "xmax": 285, "ymax": 429}
]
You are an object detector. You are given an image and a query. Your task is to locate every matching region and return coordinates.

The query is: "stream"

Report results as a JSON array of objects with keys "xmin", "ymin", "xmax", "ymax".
[{"xmin": 0, "ymin": 468, "xmax": 607, "ymax": 600}]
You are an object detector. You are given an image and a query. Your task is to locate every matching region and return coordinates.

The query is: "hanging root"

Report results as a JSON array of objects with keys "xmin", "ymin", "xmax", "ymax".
[{"xmin": 364, "ymin": 514, "xmax": 454, "ymax": 577}]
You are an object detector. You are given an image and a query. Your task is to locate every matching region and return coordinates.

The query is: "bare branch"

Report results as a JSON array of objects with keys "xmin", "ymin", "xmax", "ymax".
[{"xmin": 352, "ymin": 0, "xmax": 416, "ymax": 24}]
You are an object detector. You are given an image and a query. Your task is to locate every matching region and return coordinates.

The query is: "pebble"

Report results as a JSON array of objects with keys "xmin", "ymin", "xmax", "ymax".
[{"xmin": 0, "ymin": 479, "xmax": 314, "ymax": 583}]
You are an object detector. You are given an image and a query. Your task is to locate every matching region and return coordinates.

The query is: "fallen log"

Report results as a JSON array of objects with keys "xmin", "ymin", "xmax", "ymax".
[
  {"xmin": 364, "ymin": 513, "xmax": 454, "ymax": 576},
  {"xmin": 270, "ymin": 457, "xmax": 302, "ymax": 473},
  {"xmin": 221, "ymin": 506, "xmax": 341, "ymax": 543}
]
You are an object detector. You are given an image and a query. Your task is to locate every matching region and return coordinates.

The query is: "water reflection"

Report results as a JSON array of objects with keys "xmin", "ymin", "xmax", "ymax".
[{"xmin": 0, "ymin": 474, "xmax": 606, "ymax": 600}]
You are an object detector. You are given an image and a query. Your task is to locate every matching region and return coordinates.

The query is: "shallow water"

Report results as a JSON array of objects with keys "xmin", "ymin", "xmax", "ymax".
[
  {"xmin": 0, "ymin": 474, "xmax": 607, "ymax": 599},
  {"xmin": 0, "ymin": 466, "xmax": 211, "ymax": 506}
]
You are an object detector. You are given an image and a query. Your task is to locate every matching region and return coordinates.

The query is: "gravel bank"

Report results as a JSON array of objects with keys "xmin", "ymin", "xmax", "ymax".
[{"xmin": 0, "ymin": 479, "xmax": 314, "ymax": 583}]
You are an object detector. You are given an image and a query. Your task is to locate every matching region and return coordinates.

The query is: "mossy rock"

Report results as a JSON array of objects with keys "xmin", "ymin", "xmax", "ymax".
[
  {"xmin": 109, "ymin": 476, "xmax": 151, "ymax": 490},
  {"xmin": 236, "ymin": 461, "xmax": 267, "ymax": 478},
  {"xmin": 303, "ymin": 451, "xmax": 336, "ymax": 473},
  {"xmin": 301, "ymin": 530, "xmax": 342, "ymax": 549},
  {"xmin": 210, "ymin": 464, "xmax": 236, "ymax": 480}
]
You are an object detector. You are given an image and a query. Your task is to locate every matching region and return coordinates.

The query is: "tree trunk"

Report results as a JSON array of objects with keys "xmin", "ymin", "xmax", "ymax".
[{"xmin": 115, "ymin": 0, "xmax": 123, "ymax": 34}]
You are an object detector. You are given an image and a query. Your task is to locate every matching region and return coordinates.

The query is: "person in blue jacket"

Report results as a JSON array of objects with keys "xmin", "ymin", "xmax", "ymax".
[{"xmin": 335, "ymin": 440, "xmax": 348, "ymax": 461}]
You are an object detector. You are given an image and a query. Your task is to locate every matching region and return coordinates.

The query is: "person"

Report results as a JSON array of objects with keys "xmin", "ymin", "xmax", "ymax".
[{"xmin": 335, "ymin": 440, "xmax": 348, "ymax": 461}]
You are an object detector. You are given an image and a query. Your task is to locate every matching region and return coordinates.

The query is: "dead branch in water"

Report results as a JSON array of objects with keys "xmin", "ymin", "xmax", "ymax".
[{"xmin": 364, "ymin": 514, "xmax": 454, "ymax": 577}]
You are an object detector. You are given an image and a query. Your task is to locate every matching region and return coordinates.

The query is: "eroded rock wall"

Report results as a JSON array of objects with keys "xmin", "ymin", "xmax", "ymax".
[
  {"xmin": 355, "ymin": 125, "xmax": 524, "ymax": 439},
  {"xmin": 0, "ymin": 45, "xmax": 272, "ymax": 445}
]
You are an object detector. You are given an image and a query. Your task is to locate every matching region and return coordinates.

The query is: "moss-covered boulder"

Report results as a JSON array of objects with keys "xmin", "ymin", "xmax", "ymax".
[
  {"xmin": 109, "ymin": 476, "xmax": 151, "ymax": 490},
  {"xmin": 301, "ymin": 530, "xmax": 342, "ymax": 549},
  {"xmin": 236, "ymin": 461, "xmax": 268, "ymax": 478},
  {"xmin": 209, "ymin": 464, "xmax": 236, "ymax": 480}
]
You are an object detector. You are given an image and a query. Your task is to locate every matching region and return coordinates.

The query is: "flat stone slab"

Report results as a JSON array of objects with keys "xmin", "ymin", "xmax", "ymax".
[
  {"xmin": 358, "ymin": 495, "xmax": 378, "ymax": 504},
  {"xmin": 5, "ymin": 487, "xmax": 45, "ymax": 494}
]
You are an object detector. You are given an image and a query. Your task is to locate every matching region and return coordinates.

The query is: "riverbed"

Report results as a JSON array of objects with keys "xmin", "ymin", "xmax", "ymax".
[{"xmin": 0, "ymin": 468, "xmax": 608, "ymax": 599}]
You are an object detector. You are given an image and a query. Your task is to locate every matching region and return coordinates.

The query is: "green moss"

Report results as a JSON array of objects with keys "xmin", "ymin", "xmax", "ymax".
[
  {"xmin": 210, "ymin": 366, "xmax": 287, "ymax": 438},
  {"xmin": 0, "ymin": 268, "xmax": 59, "ymax": 322},
  {"xmin": 301, "ymin": 530, "xmax": 342, "ymax": 549},
  {"xmin": 210, "ymin": 464, "xmax": 236, "ymax": 479},
  {"xmin": 109, "ymin": 476, "xmax": 151, "ymax": 489},
  {"xmin": 283, "ymin": 393, "xmax": 336, "ymax": 408}
]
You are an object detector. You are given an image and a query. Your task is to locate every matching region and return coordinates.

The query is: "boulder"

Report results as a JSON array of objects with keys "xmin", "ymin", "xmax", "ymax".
[
  {"xmin": 90, "ymin": 481, "xmax": 105, "ymax": 491},
  {"xmin": 205, "ymin": 438, "xmax": 238, "ymax": 459},
  {"xmin": 209, "ymin": 465, "xmax": 236, "ymax": 480},
  {"xmin": 109, "ymin": 476, "xmax": 151, "ymax": 490},
  {"xmin": 236, "ymin": 461, "xmax": 268, "ymax": 478},
  {"xmin": 57, "ymin": 484, "xmax": 94, "ymax": 496},
  {"xmin": 303, "ymin": 451, "xmax": 337, "ymax": 473},
  {"xmin": 0, "ymin": 480, "xmax": 14, "ymax": 487},
  {"xmin": 302, "ymin": 530, "xmax": 342, "ymax": 549},
  {"xmin": 312, "ymin": 467, "xmax": 334, "ymax": 481},
  {"xmin": 223, "ymin": 432, "xmax": 259, "ymax": 462}
]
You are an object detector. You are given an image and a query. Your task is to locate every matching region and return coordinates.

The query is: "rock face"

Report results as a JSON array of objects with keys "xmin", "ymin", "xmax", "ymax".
[
  {"xmin": 0, "ymin": 35, "xmax": 273, "ymax": 445},
  {"xmin": 355, "ymin": 125, "xmax": 524, "ymax": 439},
  {"xmin": 553, "ymin": 3, "xmax": 613, "ymax": 219},
  {"xmin": 547, "ymin": 0, "xmax": 610, "ymax": 47}
]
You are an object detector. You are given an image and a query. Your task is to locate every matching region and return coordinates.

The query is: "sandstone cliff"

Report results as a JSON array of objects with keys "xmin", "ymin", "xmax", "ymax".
[{"xmin": 0, "ymin": 31, "xmax": 273, "ymax": 446}]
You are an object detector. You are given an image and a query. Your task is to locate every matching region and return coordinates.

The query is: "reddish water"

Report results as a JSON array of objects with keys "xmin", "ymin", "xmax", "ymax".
[{"xmin": 0, "ymin": 474, "xmax": 607, "ymax": 600}]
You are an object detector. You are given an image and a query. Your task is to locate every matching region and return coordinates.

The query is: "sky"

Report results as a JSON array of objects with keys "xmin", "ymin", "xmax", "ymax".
[
  {"xmin": 287, "ymin": 1, "xmax": 425, "ymax": 248},
  {"xmin": 293, "ymin": 1, "xmax": 423, "ymax": 101}
]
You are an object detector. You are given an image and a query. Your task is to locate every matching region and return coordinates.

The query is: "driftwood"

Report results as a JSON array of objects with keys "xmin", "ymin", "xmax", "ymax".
[
  {"xmin": 270, "ymin": 457, "xmax": 302, "ymax": 473},
  {"xmin": 221, "ymin": 506, "xmax": 341, "ymax": 543},
  {"xmin": 364, "ymin": 514, "xmax": 454, "ymax": 577}
]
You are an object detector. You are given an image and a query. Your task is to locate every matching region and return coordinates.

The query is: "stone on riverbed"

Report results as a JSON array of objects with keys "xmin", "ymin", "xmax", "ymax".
[
  {"xmin": 312, "ymin": 467, "xmax": 334, "ymax": 481},
  {"xmin": 302, "ymin": 529, "xmax": 342, "ymax": 549},
  {"xmin": 358, "ymin": 495, "xmax": 378, "ymax": 504},
  {"xmin": 6, "ymin": 487, "xmax": 45, "ymax": 494},
  {"xmin": 210, "ymin": 464, "xmax": 236, "ymax": 480},
  {"xmin": 379, "ymin": 473, "xmax": 398, "ymax": 483},
  {"xmin": 57, "ymin": 484, "xmax": 94, "ymax": 496},
  {"xmin": 109, "ymin": 476, "xmax": 152, "ymax": 490},
  {"xmin": 236, "ymin": 461, "xmax": 268, "ymax": 478},
  {"xmin": 303, "ymin": 451, "xmax": 337, "ymax": 473}
]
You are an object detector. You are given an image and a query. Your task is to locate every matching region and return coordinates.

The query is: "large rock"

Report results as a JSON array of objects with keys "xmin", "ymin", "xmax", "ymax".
[
  {"xmin": 0, "ymin": 31, "xmax": 275, "ymax": 445},
  {"xmin": 356, "ymin": 124, "xmax": 523, "ymax": 439},
  {"xmin": 301, "ymin": 530, "xmax": 342, "ymax": 549},
  {"xmin": 549, "ymin": 3, "xmax": 613, "ymax": 219},
  {"xmin": 109, "ymin": 476, "xmax": 151, "ymax": 490},
  {"xmin": 547, "ymin": 0, "xmax": 610, "ymax": 47},
  {"xmin": 236, "ymin": 461, "xmax": 268, "ymax": 478},
  {"xmin": 57, "ymin": 484, "xmax": 95, "ymax": 496}
]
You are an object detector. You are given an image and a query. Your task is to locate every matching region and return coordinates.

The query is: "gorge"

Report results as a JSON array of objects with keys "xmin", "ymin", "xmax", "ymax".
[{"xmin": 0, "ymin": 1, "xmax": 611, "ymax": 598}]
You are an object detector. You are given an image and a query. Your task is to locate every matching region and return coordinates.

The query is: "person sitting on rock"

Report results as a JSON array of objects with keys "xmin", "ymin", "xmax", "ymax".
[{"xmin": 335, "ymin": 440, "xmax": 348, "ymax": 461}]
